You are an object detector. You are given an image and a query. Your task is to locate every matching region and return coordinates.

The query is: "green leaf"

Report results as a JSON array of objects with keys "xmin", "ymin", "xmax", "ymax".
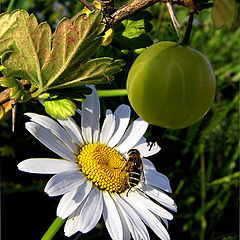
[
  {"xmin": 1, "ymin": 10, "xmax": 50, "ymax": 87},
  {"xmin": 47, "ymin": 85, "xmax": 92, "ymax": 101},
  {"xmin": 0, "ymin": 65, "xmax": 5, "ymax": 71},
  {"xmin": 211, "ymin": 0, "xmax": 237, "ymax": 29},
  {"xmin": 40, "ymin": 10, "xmax": 106, "ymax": 91},
  {"xmin": 0, "ymin": 76, "xmax": 30, "ymax": 102},
  {"xmin": 0, "ymin": 10, "xmax": 19, "ymax": 56},
  {"xmin": 45, "ymin": 57, "xmax": 125, "ymax": 89},
  {"xmin": 112, "ymin": 11, "xmax": 153, "ymax": 51},
  {"xmin": 0, "ymin": 10, "xmax": 125, "ymax": 119},
  {"xmin": 0, "ymin": 10, "xmax": 125, "ymax": 97},
  {"xmin": 44, "ymin": 96, "xmax": 77, "ymax": 119}
]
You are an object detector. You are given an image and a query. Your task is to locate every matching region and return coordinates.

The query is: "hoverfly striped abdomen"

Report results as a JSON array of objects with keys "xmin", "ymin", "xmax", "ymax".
[
  {"xmin": 128, "ymin": 166, "xmax": 142, "ymax": 187},
  {"xmin": 125, "ymin": 149, "xmax": 143, "ymax": 195}
]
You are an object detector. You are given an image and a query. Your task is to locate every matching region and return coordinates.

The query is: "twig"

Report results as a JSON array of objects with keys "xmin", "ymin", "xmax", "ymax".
[
  {"xmin": 78, "ymin": 0, "xmax": 98, "ymax": 11},
  {"xmin": 107, "ymin": 0, "xmax": 163, "ymax": 27}
]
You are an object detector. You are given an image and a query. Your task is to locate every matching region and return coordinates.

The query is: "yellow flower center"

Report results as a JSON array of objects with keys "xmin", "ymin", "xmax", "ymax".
[{"xmin": 77, "ymin": 142, "xmax": 128, "ymax": 193}]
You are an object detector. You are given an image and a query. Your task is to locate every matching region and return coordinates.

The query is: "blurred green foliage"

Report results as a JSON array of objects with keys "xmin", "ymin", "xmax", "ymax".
[{"xmin": 0, "ymin": 1, "xmax": 239, "ymax": 240}]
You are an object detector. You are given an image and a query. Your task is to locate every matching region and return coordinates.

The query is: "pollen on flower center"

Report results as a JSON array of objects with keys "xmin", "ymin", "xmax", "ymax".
[{"xmin": 77, "ymin": 143, "xmax": 128, "ymax": 193}]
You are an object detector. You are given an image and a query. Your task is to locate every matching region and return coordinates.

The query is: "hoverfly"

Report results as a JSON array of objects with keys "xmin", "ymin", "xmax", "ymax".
[{"xmin": 124, "ymin": 149, "xmax": 144, "ymax": 196}]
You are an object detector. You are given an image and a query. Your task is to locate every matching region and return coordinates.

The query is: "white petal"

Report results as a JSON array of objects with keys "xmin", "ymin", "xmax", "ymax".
[
  {"xmin": 57, "ymin": 180, "xmax": 92, "ymax": 219},
  {"xmin": 25, "ymin": 122, "xmax": 76, "ymax": 161},
  {"xmin": 142, "ymin": 158, "xmax": 156, "ymax": 171},
  {"xmin": 103, "ymin": 192, "xmax": 124, "ymax": 240},
  {"xmin": 161, "ymin": 217, "xmax": 169, "ymax": 229},
  {"xmin": 64, "ymin": 202, "xmax": 84, "ymax": 237},
  {"xmin": 127, "ymin": 199, "xmax": 170, "ymax": 240},
  {"xmin": 115, "ymin": 118, "xmax": 148, "ymax": 155},
  {"xmin": 25, "ymin": 113, "xmax": 78, "ymax": 154},
  {"xmin": 17, "ymin": 158, "xmax": 78, "ymax": 174},
  {"xmin": 113, "ymin": 194, "xmax": 150, "ymax": 240},
  {"xmin": 134, "ymin": 141, "xmax": 161, "ymax": 158},
  {"xmin": 76, "ymin": 109, "xmax": 82, "ymax": 115},
  {"xmin": 145, "ymin": 185, "xmax": 177, "ymax": 212},
  {"xmin": 116, "ymin": 207, "xmax": 137, "ymax": 240},
  {"xmin": 57, "ymin": 116, "xmax": 85, "ymax": 147},
  {"xmin": 144, "ymin": 169, "xmax": 172, "ymax": 193},
  {"xmin": 78, "ymin": 187, "xmax": 103, "ymax": 233},
  {"xmin": 81, "ymin": 86, "xmax": 100, "ymax": 144},
  {"xmin": 44, "ymin": 171, "xmax": 85, "ymax": 196},
  {"xmin": 125, "ymin": 219, "xmax": 141, "ymax": 240},
  {"xmin": 119, "ymin": 213, "xmax": 132, "ymax": 240},
  {"xmin": 100, "ymin": 110, "xmax": 116, "ymax": 144},
  {"xmin": 128, "ymin": 191, "xmax": 173, "ymax": 220},
  {"xmin": 108, "ymin": 105, "xmax": 131, "ymax": 148}
]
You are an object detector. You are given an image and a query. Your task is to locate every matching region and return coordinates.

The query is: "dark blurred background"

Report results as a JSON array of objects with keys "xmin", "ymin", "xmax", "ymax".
[{"xmin": 0, "ymin": 0, "xmax": 239, "ymax": 239}]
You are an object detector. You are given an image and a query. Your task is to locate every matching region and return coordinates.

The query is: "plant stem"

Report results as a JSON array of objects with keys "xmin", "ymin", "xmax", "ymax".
[
  {"xmin": 199, "ymin": 143, "xmax": 207, "ymax": 240},
  {"xmin": 107, "ymin": 0, "xmax": 162, "ymax": 27},
  {"xmin": 97, "ymin": 89, "xmax": 127, "ymax": 97},
  {"xmin": 41, "ymin": 217, "xmax": 65, "ymax": 240},
  {"xmin": 6, "ymin": 0, "xmax": 16, "ymax": 12},
  {"xmin": 181, "ymin": 1, "xmax": 195, "ymax": 46},
  {"xmin": 78, "ymin": 0, "xmax": 98, "ymax": 11}
]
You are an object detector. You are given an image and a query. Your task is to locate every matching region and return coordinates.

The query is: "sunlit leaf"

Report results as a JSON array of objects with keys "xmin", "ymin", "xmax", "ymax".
[
  {"xmin": 0, "ymin": 9, "xmax": 125, "ymax": 118},
  {"xmin": 211, "ymin": 0, "xmax": 237, "ymax": 29},
  {"xmin": 45, "ymin": 57, "xmax": 125, "ymax": 89},
  {"xmin": 0, "ymin": 10, "xmax": 19, "ymax": 56},
  {"xmin": 44, "ymin": 97, "xmax": 77, "ymax": 119},
  {"xmin": 0, "ymin": 10, "xmax": 124, "ymax": 95},
  {"xmin": 1, "ymin": 10, "xmax": 50, "ymax": 87},
  {"xmin": 0, "ymin": 100, "xmax": 12, "ymax": 121},
  {"xmin": 40, "ymin": 10, "xmax": 106, "ymax": 91}
]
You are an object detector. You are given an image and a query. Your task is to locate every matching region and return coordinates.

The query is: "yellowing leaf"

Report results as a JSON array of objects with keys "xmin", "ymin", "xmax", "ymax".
[
  {"xmin": 211, "ymin": 0, "xmax": 237, "ymax": 29},
  {"xmin": 44, "ymin": 98, "xmax": 77, "ymax": 119},
  {"xmin": 102, "ymin": 28, "xmax": 114, "ymax": 46},
  {"xmin": 0, "ymin": 100, "xmax": 12, "ymax": 121}
]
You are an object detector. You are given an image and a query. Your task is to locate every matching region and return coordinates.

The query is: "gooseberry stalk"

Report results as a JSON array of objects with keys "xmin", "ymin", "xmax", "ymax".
[{"xmin": 181, "ymin": 2, "xmax": 195, "ymax": 46}]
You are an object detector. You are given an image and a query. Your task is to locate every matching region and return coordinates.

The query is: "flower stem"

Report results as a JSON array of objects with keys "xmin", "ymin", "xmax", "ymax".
[{"xmin": 41, "ymin": 217, "xmax": 65, "ymax": 240}]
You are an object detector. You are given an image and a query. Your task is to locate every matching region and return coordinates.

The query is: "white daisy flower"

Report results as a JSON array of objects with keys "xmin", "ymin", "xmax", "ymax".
[{"xmin": 17, "ymin": 86, "xmax": 177, "ymax": 240}]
